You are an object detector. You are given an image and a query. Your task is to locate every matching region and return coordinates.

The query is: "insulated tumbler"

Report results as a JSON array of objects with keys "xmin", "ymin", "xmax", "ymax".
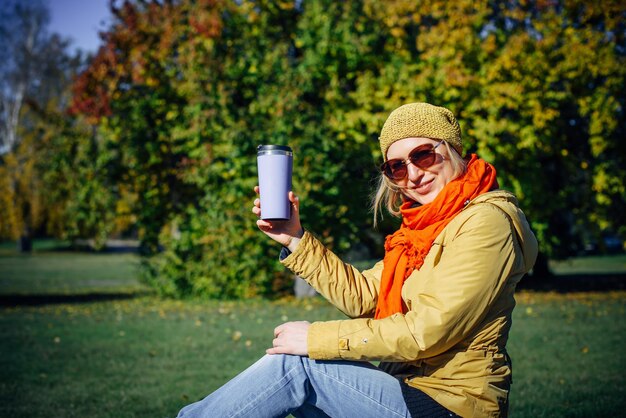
[{"xmin": 257, "ymin": 145, "xmax": 293, "ymax": 220}]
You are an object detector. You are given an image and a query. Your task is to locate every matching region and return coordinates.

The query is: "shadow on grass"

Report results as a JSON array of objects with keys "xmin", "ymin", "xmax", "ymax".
[
  {"xmin": 48, "ymin": 244, "xmax": 141, "ymax": 254},
  {"xmin": 518, "ymin": 273, "xmax": 626, "ymax": 292},
  {"xmin": 0, "ymin": 291, "xmax": 150, "ymax": 307}
]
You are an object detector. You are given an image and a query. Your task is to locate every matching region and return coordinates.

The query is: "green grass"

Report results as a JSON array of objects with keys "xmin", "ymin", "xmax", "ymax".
[
  {"xmin": 1, "ymin": 245, "xmax": 625, "ymax": 418},
  {"xmin": 550, "ymin": 254, "xmax": 626, "ymax": 274},
  {"xmin": 507, "ymin": 292, "xmax": 626, "ymax": 417},
  {"xmin": 0, "ymin": 241, "xmax": 145, "ymax": 296},
  {"xmin": 0, "ymin": 252, "xmax": 144, "ymax": 295},
  {"xmin": 0, "ymin": 296, "xmax": 344, "ymax": 418}
]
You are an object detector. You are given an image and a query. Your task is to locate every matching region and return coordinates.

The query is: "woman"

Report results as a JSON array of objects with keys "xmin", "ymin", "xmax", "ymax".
[{"xmin": 178, "ymin": 103, "xmax": 538, "ymax": 418}]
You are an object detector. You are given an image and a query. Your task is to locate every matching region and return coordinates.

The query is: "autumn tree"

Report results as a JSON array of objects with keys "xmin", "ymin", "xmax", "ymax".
[
  {"xmin": 357, "ymin": 0, "xmax": 626, "ymax": 265},
  {"xmin": 0, "ymin": 0, "xmax": 89, "ymax": 251},
  {"xmin": 464, "ymin": 0, "xmax": 626, "ymax": 263},
  {"xmin": 70, "ymin": 0, "xmax": 625, "ymax": 298}
]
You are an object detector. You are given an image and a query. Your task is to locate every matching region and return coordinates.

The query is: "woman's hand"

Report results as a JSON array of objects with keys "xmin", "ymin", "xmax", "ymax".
[
  {"xmin": 252, "ymin": 186, "xmax": 304, "ymax": 252},
  {"xmin": 266, "ymin": 321, "xmax": 310, "ymax": 356}
]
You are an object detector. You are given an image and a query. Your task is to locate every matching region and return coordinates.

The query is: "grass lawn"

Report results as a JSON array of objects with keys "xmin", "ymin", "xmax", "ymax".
[
  {"xmin": 0, "ymin": 239, "xmax": 145, "ymax": 297},
  {"xmin": 1, "ymin": 244, "xmax": 625, "ymax": 417},
  {"xmin": 549, "ymin": 254, "xmax": 626, "ymax": 274}
]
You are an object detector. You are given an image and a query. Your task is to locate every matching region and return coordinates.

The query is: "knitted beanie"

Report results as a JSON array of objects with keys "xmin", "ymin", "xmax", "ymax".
[{"xmin": 379, "ymin": 103, "xmax": 463, "ymax": 160}]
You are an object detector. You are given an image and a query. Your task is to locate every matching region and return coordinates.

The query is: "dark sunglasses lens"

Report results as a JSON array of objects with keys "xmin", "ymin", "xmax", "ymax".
[
  {"xmin": 409, "ymin": 146, "xmax": 437, "ymax": 169},
  {"xmin": 382, "ymin": 143, "xmax": 439, "ymax": 180},
  {"xmin": 382, "ymin": 160, "xmax": 406, "ymax": 180}
]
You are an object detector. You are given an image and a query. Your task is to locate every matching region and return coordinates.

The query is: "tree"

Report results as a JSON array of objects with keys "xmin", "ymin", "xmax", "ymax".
[
  {"xmin": 69, "ymin": 0, "xmax": 625, "ymax": 299},
  {"xmin": 357, "ymin": 0, "xmax": 626, "ymax": 263},
  {"xmin": 71, "ymin": 0, "xmax": 201, "ymax": 255},
  {"xmin": 0, "ymin": 0, "xmax": 48, "ymax": 154},
  {"xmin": 464, "ymin": 0, "xmax": 626, "ymax": 261},
  {"xmin": 0, "ymin": 0, "xmax": 87, "ymax": 251}
]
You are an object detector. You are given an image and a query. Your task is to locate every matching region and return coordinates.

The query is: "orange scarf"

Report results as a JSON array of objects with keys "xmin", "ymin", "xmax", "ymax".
[{"xmin": 374, "ymin": 154, "xmax": 498, "ymax": 319}]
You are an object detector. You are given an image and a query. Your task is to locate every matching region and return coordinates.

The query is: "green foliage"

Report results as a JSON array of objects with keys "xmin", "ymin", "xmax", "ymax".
[
  {"xmin": 63, "ymin": 0, "xmax": 626, "ymax": 298},
  {"xmin": 463, "ymin": 1, "xmax": 626, "ymax": 257},
  {"xmin": 142, "ymin": 194, "xmax": 289, "ymax": 299},
  {"xmin": 0, "ymin": 0, "xmax": 119, "ymax": 251}
]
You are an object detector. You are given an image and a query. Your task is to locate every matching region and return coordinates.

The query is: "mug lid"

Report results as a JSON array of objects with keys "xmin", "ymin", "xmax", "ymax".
[{"xmin": 257, "ymin": 144, "xmax": 292, "ymax": 152}]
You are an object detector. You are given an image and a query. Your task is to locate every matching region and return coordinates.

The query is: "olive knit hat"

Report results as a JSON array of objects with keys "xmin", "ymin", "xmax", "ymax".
[{"xmin": 379, "ymin": 103, "xmax": 463, "ymax": 160}]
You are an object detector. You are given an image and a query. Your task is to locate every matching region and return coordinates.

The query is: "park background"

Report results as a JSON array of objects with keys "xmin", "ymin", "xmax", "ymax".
[{"xmin": 1, "ymin": 0, "xmax": 625, "ymax": 417}]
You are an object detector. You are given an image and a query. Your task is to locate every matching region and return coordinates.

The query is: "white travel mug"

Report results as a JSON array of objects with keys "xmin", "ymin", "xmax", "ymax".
[{"xmin": 257, "ymin": 145, "xmax": 293, "ymax": 220}]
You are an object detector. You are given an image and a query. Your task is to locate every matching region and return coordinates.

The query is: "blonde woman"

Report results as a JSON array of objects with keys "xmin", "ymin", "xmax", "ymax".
[{"xmin": 178, "ymin": 103, "xmax": 538, "ymax": 418}]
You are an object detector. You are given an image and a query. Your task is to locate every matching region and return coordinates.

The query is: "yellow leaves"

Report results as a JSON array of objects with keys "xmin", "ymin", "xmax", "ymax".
[
  {"xmin": 589, "ymin": 135, "xmax": 607, "ymax": 157},
  {"xmin": 389, "ymin": 27, "xmax": 405, "ymax": 39},
  {"xmin": 486, "ymin": 83, "xmax": 524, "ymax": 107},
  {"xmin": 483, "ymin": 34, "xmax": 498, "ymax": 55},
  {"xmin": 230, "ymin": 331, "xmax": 253, "ymax": 348},
  {"xmin": 276, "ymin": 1, "xmax": 294, "ymax": 11},
  {"xmin": 531, "ymin": 106, "xmax": 559, "ymax": 130},
  {"xmin": 443, "ymin": 63, "xmax": 474, "ymax": 89},
  {"xmin": 0, "ymin": 166, "xmax": 19, "ymax": 239},
  {"xmin": 0, "ymin": 135, "xmax": 47, "ymax": 240},
  {"xmin": 369, "ymin": 0, "xmax": 418, "ymax": 28},
  {"xmin": 592, "ymin": 166, "xmax": 625, "ymax": 197}
]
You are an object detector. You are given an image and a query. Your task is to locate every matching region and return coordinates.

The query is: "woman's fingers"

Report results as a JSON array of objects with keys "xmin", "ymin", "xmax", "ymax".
[
  {"xmin": 289, "ymin": 192, "xmax": 299, "ymax": 214},
  {"xmin": 266, "ymin": 346, "xmax": 282, "ymax": 355},
  {"xmin": 256, "ymin": 219, "xmax": 272, "ymax": 229},
  {"xmin": 273, "ymin": 323, "xmax": 286, "ymax": 337},
  {"xmin": 267, "ymin": 329, "xmax": 289, "ymax": 355},
  {"xmin": 252, "ymin": 197, "xmax": 261, "ymax": 216},
  {"xmin": 266, "ymin": 321, "xmax": 309, "ymax": 356},
  {"xmin": 289, "ymin": 191, "xmax": 298, "ymax": 205}
]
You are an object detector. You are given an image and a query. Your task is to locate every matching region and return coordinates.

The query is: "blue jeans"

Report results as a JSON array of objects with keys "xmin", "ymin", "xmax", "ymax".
[{"xmin": 177, "ymin": 354, "xmax": 411, "ymax": 418}]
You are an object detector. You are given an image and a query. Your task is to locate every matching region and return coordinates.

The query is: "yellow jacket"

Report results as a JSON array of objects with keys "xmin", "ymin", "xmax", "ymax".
[{"xmin": 281, "ymin": 190, "xmax": 538, "ymax": 417}]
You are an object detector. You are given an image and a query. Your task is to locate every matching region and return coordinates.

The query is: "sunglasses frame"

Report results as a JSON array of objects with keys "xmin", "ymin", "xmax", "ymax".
[{"xmin": 380, "ymin": 140, "xmax": 444, "ymax": 181}]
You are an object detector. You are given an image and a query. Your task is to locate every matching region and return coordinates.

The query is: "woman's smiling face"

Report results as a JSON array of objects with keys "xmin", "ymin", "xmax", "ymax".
[{"xmin": 386, "ymin": 137, "xmax": 455, "ymax": 205}]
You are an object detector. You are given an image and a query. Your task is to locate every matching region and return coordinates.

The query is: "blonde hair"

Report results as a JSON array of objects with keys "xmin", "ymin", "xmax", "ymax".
[{"xmin": 371, "ymin": 141, "xmax": 467, "ymax": 227}]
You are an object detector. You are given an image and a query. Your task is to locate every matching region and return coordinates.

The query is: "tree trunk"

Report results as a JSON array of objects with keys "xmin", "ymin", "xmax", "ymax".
[
  {"xmin": 294, "ymin": 275, "xmax": 318, "ymax": 298},
  {"xmin": 18, "ymin": 234, "xmax": 32, "ymax": 252},
  {"xmin": 519, "ymin": 250, "xmax": 552, "ymax": 290},
  {"xmin": 532, "ymin": 251, "xmax": 552, "ymax": 277}
]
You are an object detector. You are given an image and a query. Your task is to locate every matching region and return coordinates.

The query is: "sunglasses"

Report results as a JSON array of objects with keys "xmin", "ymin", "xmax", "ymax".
[{"xmin": 380, "ymin": 140, "xmax": 444, "ymax": 180}]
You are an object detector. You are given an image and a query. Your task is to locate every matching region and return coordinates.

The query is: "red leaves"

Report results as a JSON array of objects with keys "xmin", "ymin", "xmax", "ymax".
[
  {"xmin": 69, "ymin": 46, "xmax": 115, "ymax": 122},
  {"xmin": 70, "ymin": 0, "xmax": 226, "ymax": 124},
  {"xmin": 189, "ymin": 7, "xmax": 223, "ymax": 38}
]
